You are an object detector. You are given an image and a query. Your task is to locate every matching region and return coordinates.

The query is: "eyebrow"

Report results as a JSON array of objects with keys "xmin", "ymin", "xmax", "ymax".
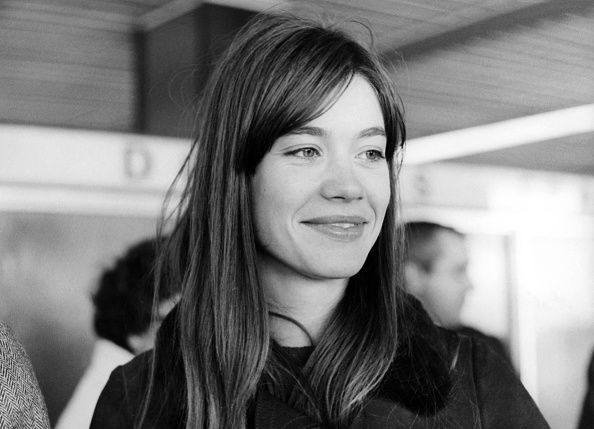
[
  {"xmin": 287, "ymin": 126, "xmax": 386, "ymax": 139},
  {"xmin": 360, "ymin": 126, "xmax": 386, "ymax": 138},
  {"xmin": 288, "ymin": 126, "xmax": 327, "ymax": 138}
]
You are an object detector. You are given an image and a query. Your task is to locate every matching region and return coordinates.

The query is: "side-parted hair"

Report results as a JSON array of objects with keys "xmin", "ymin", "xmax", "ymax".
[{"xmin": 144, "ymin": 12, "xmax": 407, "ymax": 429}]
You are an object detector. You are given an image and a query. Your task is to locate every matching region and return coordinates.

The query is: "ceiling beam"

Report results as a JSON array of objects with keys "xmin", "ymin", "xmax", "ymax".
[
  {"xmin": 136, "ymin": 0, "xmax": 278, "ymax": 30},
  {"xmin": 207, "ymin": 0, "xmax": 282, "ymax": 12},
  {"xmin": 137, "ymin": 0, "xmax": 203, "ymax": 31}
]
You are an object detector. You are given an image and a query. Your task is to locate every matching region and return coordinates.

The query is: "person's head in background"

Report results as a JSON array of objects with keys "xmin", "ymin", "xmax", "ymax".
[
  {"xmin": 92, "ymin": 238, "xmax": 178, "ymax": 355},
  {"xmin": 402, "ymin": 221, "xmax": 472, "ymax": 329}
]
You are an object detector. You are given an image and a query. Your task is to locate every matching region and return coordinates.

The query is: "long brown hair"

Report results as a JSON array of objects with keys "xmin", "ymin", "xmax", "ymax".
[{"xmin": 142, "ymin": 12, "xmax": 407, "ymax": 429}]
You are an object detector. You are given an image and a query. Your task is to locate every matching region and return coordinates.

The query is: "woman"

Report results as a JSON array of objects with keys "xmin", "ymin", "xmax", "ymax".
[{"xmin": 91, "ymin": 13, "xmax": 550, "ymax": 429}]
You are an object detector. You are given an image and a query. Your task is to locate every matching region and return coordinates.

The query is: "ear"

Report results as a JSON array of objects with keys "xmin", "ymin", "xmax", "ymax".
[
  {"xmin": 126, "ymin": 333, "xmax": 149, "ymax": 355},
  {"xmin": 126, "ymin": 334, "xmax": 141, "ymax": 355},
  {"xmin": 403, "ymin": 261, "xmax": 426, "ymax": 296}
]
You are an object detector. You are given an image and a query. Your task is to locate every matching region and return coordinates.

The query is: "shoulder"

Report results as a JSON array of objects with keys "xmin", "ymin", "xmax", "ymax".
[
  {"xmin": 0, "ymin": 323, "xmax": 51, "ymax": 429},
  {"xmin": 384, "ymin": 298, "xmax": 549, "ymax": 427},
  {"xmin": 456, "ymin": 325, "xmax": 511, "ymax": 363},
  {"xmin": 91, "ymin": 309, "xmax": 185, "ymax": 428},
  {"xmin": 90, "ymin": 351, "xmax": 151, "ymax": 428},
  {"xmin": 0, "ymin": 323, "xmax": 28, "ymax": 366},
  {"xmin": 449, "ymin": 333, "xmax": 550, "ymax": 428}
]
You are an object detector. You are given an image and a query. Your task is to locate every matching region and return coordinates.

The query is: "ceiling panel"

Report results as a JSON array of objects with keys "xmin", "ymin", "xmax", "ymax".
[
  {"xmin": 0, "ymin": 3, "xmax": 135, "ymax": 130},
  {"xmin": 449, "ymin": 132, "xmax": 594, "ymax": 176},
  {"xmin": 388, "ymin": 5, "xmax": 594, "ymax": 142},
  {"xmin": 1, "ymin": 0, "xmax": 173, "ymax": 27},
  {"xmin": 0, "ymin": 0, "xmax": 592, "ymax": 174},
  {"xmin": 307, "ymin": 0, "xmax": 555, "ymax": 48}
]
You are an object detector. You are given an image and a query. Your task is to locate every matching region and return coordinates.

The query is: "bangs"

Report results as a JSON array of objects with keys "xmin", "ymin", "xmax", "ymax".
[
  {"xmin": 239, "ymin": 64, "xmax": 355, "ymax": 175},
  {"xmin": 213, "ymin": 14, "xmax": 405, "ymax": 175}
]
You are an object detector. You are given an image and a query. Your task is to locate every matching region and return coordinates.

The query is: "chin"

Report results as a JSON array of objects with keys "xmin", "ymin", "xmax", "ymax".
[{"xmin": 307, "ymin": 258, "xmax": 366, "ymax": 280}]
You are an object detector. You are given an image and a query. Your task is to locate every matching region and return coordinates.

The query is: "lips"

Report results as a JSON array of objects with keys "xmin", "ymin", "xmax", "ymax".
[
  {"xmin": 304, "ymin": 215, "xmax": 367, "ymax": 225},
  {"xmin": 302, "ymin": 216, "xmax": 367, "ymax": 241}
]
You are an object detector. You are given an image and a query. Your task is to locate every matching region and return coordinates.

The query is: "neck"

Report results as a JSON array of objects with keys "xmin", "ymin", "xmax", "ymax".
[{"xmin": 260, "ymin": 263, "xmax": 348, "ymax": 347}]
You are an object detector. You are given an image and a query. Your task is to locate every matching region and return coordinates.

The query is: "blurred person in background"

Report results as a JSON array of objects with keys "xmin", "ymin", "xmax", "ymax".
[
  {"xmin": 0, "ymin": 323, "xmax": 50, "ymax": 428},
  {"xmin": 55, "ymin": 237, "xmax": 178, "ymax": 429},
  {"xmin": 402, "ymin": 221, "xmax": 510, "ymax": 361}
]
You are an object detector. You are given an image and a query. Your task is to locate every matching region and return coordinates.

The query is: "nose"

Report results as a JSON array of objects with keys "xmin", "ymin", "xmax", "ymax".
[{"xmin": 320, "ymin": 155, "xmax": 364, "ymax": 202}]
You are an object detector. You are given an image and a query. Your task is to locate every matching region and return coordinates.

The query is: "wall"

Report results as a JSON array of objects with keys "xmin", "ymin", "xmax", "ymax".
[
  {"xmin": 0, "ymin": 212, "xmax": 158, "ymax": 424},
  {"xmin": 0, "ymin": 125, "xmax": 189, "ymax": 425}
]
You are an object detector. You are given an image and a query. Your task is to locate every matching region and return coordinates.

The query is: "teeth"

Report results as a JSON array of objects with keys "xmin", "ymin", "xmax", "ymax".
[{"xmin": 333, "ymin": 223, "xmax": 356, "ymax": 228}]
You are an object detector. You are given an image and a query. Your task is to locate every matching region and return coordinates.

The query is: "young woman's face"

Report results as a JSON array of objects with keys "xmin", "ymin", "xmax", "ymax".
[{"xmin": 251, "ymin": 75, "xmax": 391, "ymax": 282}]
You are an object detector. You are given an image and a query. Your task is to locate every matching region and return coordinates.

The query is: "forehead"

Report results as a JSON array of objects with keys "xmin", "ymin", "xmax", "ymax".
[{"xmin": 304, "ymin": 75, "xmax": 383, "ymax": 131}]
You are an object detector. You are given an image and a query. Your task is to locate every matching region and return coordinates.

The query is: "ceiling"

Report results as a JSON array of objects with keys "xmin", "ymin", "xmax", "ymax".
[{"xmin": 1, "ymin": 0, "xmax": 593, "ymax": 175}]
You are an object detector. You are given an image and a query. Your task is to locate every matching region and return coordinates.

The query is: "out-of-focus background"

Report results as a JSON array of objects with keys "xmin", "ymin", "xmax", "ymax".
[{"xmin": 0, "ymin": 1, "xmax": 593, "ymax": 427}]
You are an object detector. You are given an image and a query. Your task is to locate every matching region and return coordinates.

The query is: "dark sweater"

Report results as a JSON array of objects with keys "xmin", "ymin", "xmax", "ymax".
[{"xmin": 91, "ymin": 297, "xmax": 550, "ymax": 428}]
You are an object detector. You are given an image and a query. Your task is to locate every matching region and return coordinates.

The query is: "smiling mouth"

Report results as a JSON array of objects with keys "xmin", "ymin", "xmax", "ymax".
[
  {"xmin": 303, "ymin": 215, "xmax": 367, "ymax": 225},
  {"xmin": 302, "ymin": 217, "xmax": 367, "ymax": 241}
]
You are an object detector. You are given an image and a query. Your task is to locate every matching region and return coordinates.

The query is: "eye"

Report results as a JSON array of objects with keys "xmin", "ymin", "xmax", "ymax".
[
  {"xmin": 362, "ymin": 149, "xmax": 385, "ymax": 161},
  {"xmin": 288, "ymin": 147, "xmax": 320, "ymax": 158},
  {"xmin": 301, "ymin": 148, "xmax": 318, "ymax": 158}
]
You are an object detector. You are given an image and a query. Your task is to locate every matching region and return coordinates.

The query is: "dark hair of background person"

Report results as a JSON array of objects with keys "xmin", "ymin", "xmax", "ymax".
[
  {"xmin": 92, "ymin": 237, "xmax": 174, "ymax": 353},
  {"xmin": 146, "ymin": 12, "xmax": 407, "ymax": 429},
  {"xmin": 402, "ymin": 221, "xmax": 463, "ymax": 271}
]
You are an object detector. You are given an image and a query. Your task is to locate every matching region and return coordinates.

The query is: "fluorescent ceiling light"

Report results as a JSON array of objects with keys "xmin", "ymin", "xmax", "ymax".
[{"xmin": 404, "ymin": 104, "xmax": 594, "ymax": 165}]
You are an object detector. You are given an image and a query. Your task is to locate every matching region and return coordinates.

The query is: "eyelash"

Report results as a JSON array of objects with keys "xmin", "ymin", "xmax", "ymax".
[
  {"xmin": 286, "ymin": 148, "xmax": 386, "ymax": 162},
  {"xmin": 287, "ymin": 147, "xmax": 320, "ymax": 158}
]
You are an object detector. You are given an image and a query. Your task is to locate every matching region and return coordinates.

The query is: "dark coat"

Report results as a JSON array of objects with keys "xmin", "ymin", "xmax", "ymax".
[
  {"xmin": 455, "ymin": 325, "xmax": 512, "ymax": 365},
  {"xmin": 91, "ymin": 297, "xmax": 550, "ymax": 428}
]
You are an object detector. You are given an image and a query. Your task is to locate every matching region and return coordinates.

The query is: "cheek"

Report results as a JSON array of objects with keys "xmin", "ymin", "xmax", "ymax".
[
  {"xmin": 252, "ymin": 191, "xmax": 275, "ymax": 247},
  {"xmin": 369, "ymin": 170, "xmax": 391, "ymax": 219},
  {"xmin": 256, "ymin": 178, "xmax": 294, "ymax": 217},
  {"xmin": 251, "ymin": 172, "xmax": 270, "ymax": 244},
  {"xmin": 252, "ymin": 174, "xmax": 301, "ymax": 244}
]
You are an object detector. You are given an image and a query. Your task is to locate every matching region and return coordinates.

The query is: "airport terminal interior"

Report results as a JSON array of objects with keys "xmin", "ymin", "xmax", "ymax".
[{"xmin": 1, "ymin": 1, "xmax": 593, "ymax": 427}]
